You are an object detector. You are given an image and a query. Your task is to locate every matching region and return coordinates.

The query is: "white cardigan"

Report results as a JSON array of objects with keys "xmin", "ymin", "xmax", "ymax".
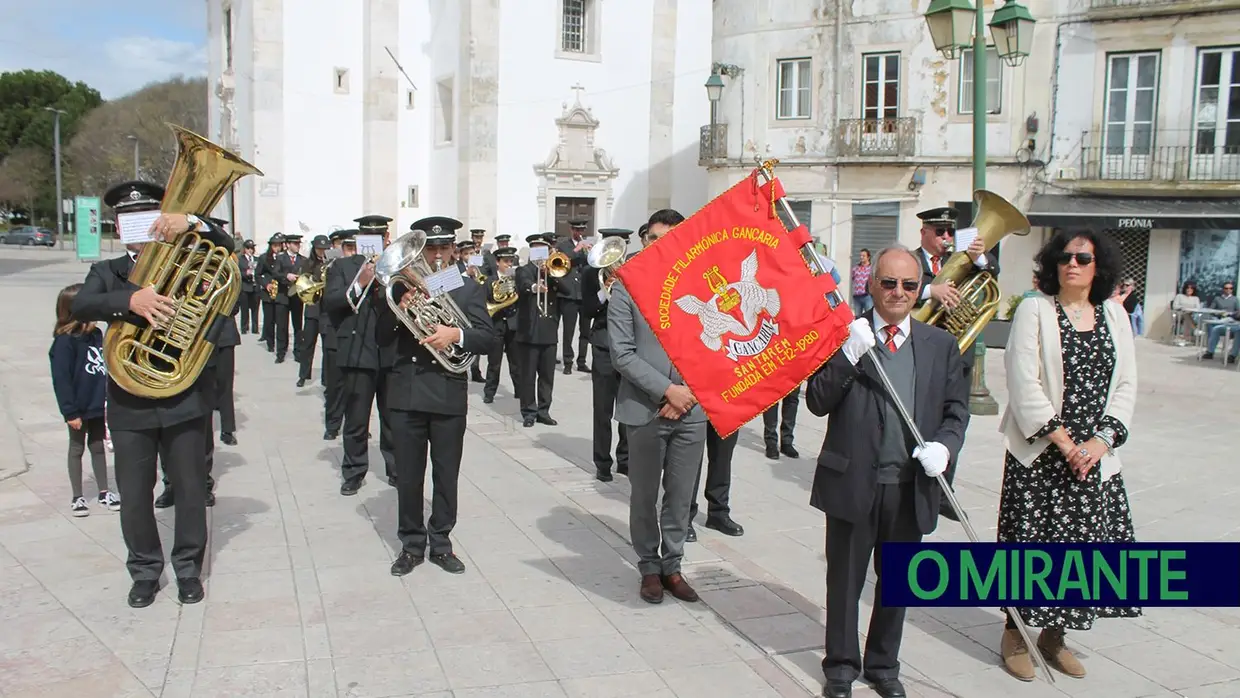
[{"xmin": 999, "ymin": 293, "xmax": 1138, "ymax": 480}]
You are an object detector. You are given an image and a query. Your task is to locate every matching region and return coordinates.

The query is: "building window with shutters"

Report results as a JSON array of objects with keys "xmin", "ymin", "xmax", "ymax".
[
  {"xmin": 776, "ymin": 199, "xmax": 813, "ymax": 233},
  {"xmin": 850, "ymin": 201, "xmax": 900, "ymax": 298}
]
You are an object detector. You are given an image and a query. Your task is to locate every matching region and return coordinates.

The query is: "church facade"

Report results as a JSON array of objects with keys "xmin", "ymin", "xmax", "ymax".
[{"xmin": 206, "ymin": 0, "xmax": 712, "ymax": 247}]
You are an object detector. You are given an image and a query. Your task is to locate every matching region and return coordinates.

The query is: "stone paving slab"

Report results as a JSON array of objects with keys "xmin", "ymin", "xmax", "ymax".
[{"xmin": 1, "ymin": 248, "xmax": 1238, "ymax": 697}]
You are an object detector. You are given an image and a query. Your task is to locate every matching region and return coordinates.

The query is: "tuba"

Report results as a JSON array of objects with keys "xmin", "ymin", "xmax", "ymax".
[
  {"xmin": 912, "ymin": 190, "xmax": 1030, "ymax": 354},
  {"xmin": 587, "ymin": 236, "xmax": 627, "ymax": 301},
  {"xmin": 487, "ymin": 272, "xmax": 518, "ymax": 316},
  {"xmin": 538, "ymin": 249, "xmax": 572, "ymax": 316},
  {"xmin": 104, "ymin": 125, "xmax": 262, "ymax": 399},
  {"xmin": 374, "ymin": 230, "xmax": 477, "ymax": 373}
]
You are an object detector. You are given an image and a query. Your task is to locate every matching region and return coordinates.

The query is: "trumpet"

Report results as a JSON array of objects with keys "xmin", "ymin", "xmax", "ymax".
[
  {"xmin": 346, "ymin": 254, "xmax": 380, "ymax": 313},
  {"xmin": 538, "ymin": 249, "xmax": 571, "ymax": 317},
  {"xmin": 587, "ymin": 236, "xmax": 627, "ymax": 302}
]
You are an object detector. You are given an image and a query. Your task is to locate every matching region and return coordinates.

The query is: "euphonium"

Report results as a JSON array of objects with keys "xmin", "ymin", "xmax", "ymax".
[
  {"xmin": 104, "ymin": 124, "xmax": 262, "ymax": 399},
  {"xmin": 375, "ymin": 230, "xmax": 477, "ymax": 373},
  {"xmin": 587, "ymin": 236, "xmax": 627, "ymax": 301},
  {"xmin": 487, "ymin": 272, "xmax": 518, "ymax": 316},
  {"xmin": 912, "ymin": 189, "xmax": 1030, "ymax": 354},
  {"xmin": 291, "ymin": 270, "xmax": 324, "ymax": 304}
]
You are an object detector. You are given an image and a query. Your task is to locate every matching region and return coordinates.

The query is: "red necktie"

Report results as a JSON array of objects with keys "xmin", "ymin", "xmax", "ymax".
[
  {"xmin": 931, "ymin": 256, "xmax": 941, "ymax": 274},
  {"xmin": 884, "ymin": 325, "xmax": 900, "ymax": 353}
]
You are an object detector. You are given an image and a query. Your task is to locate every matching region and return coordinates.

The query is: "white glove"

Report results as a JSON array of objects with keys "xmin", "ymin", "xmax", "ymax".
[
  {"xmin": 912, "ymin": 442, "xmax": 950, "ymax": 478},
  {"xmin": 840, "ymin": 317, "xmax": 876, "ymax": 365}
]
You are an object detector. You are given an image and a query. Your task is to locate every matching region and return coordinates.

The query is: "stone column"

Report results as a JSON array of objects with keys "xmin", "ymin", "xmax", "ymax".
[
  {"xmin": 646, "ymin": 0, "xmax": 678, "ymax": 213},
  {"xmin": 458, "ymin": 0, "xmax": 500, "ymax": 235},
  {"xmin": 363, "ymin": 0, "xmax": 400, "ymax": 221},
  {"xmin": 251, "ymin": 0, "xmax": 285, "ymax": 236}
]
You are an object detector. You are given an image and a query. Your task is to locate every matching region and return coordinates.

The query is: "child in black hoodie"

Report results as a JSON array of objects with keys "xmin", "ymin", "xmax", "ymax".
[{"xmin": 49, "ymin": 283, "xmax": 119, "ymax": 517}]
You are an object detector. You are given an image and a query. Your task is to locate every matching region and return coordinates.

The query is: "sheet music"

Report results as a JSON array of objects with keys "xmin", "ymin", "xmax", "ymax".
[
  {"xmin": 529, "ymin": 246, "xmax": 549, "ymax": 261},
  {"xmin": 117, "ymin": 211, "xmax": 160, "ymax": 244},
  {"xmin": 355, "ymin": 235, "xmax": 383, "ymax": 256},
  {"xmin": 426, "ymin": 267, "xmax": 465, "ymax": 297},
  {"xmin": 953, "ymin": 227, "xmax": 979, "ymax": 254},
  {"xmin": 468, "ymin": 254, "xmax": 483, "ymax": 266}
]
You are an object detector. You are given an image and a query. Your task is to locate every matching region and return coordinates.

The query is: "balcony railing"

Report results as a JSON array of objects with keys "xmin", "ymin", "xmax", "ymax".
[
  {"xmin": 1089, "ymin": 0, "xmax": 1239, "ymax": 8},
  {"xmin": 837, "ymin": 117, "xmax": 917, "ymax": 158},
  {"xmin": 1078, "ymin": 131, "xmax": 1240, "ymax": 182},
  {"xmin": 699, "ymin": 124, "xmax": 727, "ymax": 165}
]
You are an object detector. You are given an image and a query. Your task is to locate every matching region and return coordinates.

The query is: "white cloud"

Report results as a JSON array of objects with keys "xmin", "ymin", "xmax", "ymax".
[{"xmin": 102, "ymin": 37, "xmax": 208, "ymax": 93}]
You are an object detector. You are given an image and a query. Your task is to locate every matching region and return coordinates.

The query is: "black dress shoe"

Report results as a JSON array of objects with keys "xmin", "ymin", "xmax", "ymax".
[
  {"xmin": 482, "ymin": 396, "xmax": 494, "ymax": 404},
  {"xmin": 685, "ymin": 525, "xmax": 697, "ymax": 542},
  {"xmin": 154, "ymin": 489, "xmax": 174, "ymax": 509},
  {"xmin": 563, "ymin": 365, "xmax": 572, "ymax": 375},
  {"xmin": 323, "ymin": 429, "xmax": 338, "ymax": 440},
  {"xmin": 296, "ymin": 378, "xmax": 306, "ymax": 387},
  {"xmin": 429, "ymin": 553, "xmax": 466, "ymax": 574},
  {"xmin": 387, "ymin": 476, "xmax": 397, "ymax": 487},
  {"xmin": 866, "ymin": 677, "xmax": 906, "ymax": 698},
  {"xmin": 536, "ymin": 415, "xmax": 558, "ymax": 426},
  {"xmin": 765, "ymin": 444, "xmax": 780, "ymax": 460},
  {"xmin": 128, "ymin": 580, "xmax": 159, "ymax": 608},
  {"xmin": 177, "ymin": 577, "xmax": 204, "ymax": 604},
  {"xmin": 205, "ymin": 491, "xmax": 216, "ymax": 507},
  {"xmin": 471, "ymin": 373, "xmax": 485, "ymax": 383},
  {"xmin": 781, "ymin": 444, "xmax": 799, "ymax": 458},
  {"xmin": 617, "ymin": 465, "xmax": 628, "ymax": 477},
  {"xmin": 704, "ymin": 516, "xmax": 745, "ymax": 536},
  {"xmin": 576, "ymin": 362, "xmax": 589, "ymax": 373},
  {"xmin": 523, "ymin": 418, "xmax": 535, "ymax": 428},
  {"xmin": 822, "ymin": 679, "xmax": 852, "ymax": 698},
  {"xmin": 390, "ymin": 550, "xmax": 423, "ymax": 576},
  {"xmin": 340, "ymin": 476, "xmax": 363, "ymax": 496},
  {"xmin": 275, "ymin": 355, "xmax": 285, "ymax": 364},
  {"xmin": 220, "ymin": 432, "xmax": 237, "ymax": 446},
  {"xmin": 596, "ymin": 469, "xmax": 613, "ymax": 483},
  {"xmin": 939, "ymin": 504, "xmax": 961, "ymax": 522}
]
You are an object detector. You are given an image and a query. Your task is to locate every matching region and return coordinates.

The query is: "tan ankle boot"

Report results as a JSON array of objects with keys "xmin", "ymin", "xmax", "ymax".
[
  {"xmin": 1000, "ymin": 628, "xmax": 1035, "ymax": 681},
  {"xmin": 1038, "ymin": 628, "xmax": 1086, "ymax": 678}
]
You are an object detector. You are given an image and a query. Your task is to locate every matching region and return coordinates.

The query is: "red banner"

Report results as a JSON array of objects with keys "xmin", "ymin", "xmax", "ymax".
[{"xmin": 615, "ymin": 170, "xmax": 854, "ymax": 437}]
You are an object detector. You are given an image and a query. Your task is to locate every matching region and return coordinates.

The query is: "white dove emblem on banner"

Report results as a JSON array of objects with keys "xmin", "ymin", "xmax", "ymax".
[{"xmin": 673, "ymin": 249, "xmax": 782, "ymax": 361}]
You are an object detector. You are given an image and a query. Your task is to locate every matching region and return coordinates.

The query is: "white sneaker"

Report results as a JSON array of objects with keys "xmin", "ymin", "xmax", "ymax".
[
  {"xmin": 98, "ymin": 491, "xmax": 121, "ymax": 511},
  {"xmin": 71, "ymin": 497, "xmax": 89, "ymax": 517}
]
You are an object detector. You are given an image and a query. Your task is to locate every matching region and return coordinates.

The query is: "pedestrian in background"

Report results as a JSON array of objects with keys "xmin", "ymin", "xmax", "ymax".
[{"xmin": 48, "ymin": 283, "xmax": 119, "ymax": 517}]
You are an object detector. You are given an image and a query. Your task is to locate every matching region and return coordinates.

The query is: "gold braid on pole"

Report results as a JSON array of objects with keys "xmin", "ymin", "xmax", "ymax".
[{"xmin": 758, "ymin": 158, "xmax": 781, "ymax": 219}]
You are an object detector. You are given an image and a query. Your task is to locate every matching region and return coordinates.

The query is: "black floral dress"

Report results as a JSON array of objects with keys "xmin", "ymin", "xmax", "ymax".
[{"xmin": 997, "ymin": 300, "xmax": 1140, "ymax": 630}]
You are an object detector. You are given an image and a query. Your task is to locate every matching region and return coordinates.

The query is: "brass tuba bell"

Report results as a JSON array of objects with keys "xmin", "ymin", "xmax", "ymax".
[
  {"xmin": 587, "ymin": 235, "xmax": 627, "ymax": 301},
  {"xmin": 912, "ymin": 189, "xmax": 1030, "ymax": 354},
  {"xmin": 103, "ymin": 125, "xmax": 263, "ymax": 399}
]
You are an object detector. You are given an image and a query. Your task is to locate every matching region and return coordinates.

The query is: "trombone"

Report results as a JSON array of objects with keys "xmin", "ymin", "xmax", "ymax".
[
  {"xmin": 538, "ymin": 249, "xmax": 571, "ymax": 317},
  {"xmin": 346, "ymin": 253, "xmax": 380, "ymax": 313}
]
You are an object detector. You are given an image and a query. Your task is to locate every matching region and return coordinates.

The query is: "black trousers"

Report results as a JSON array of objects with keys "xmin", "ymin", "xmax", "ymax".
[
  {"xmin": 240, "ymin": 290, "xmax": 259, "ymax": 333},
  {"xmin": 484, "ymin": 328, "xmax": 521, "ymax": 400},
  {"xmin": 392, "ymin": 410, "xmax": 466, "ymax": 556},
  {"xmin": 322, "ymin": 348, "xmax": 345, "ymax": 433},
  {"xmin": 763, "ymin": 385, "xmax": 800, "ymax": 448},
  {"xmin": 273, "ymin": 304, "xmax": 291, "ymax": 357},
  {"xmin": 340, "ymin": 367, "xmax": 394, "ymax": 482},
  {"xmin": 690, "ymin": 424, "xmax": 737, "ymax": 520},
  {"xmin": 161, "ymin": 412, "xmax": 216, "ymax": 492},
  {"xmin": 260, "ymin": 300, "xmax": 275, "ymax": 344},
  {"xmin": 113, "ymin": 417, "xmax": 208, "ymax": 582},
  {"xmin": 298, "ymin": 317, "xmax": 320, "ymax": 381},
  {"xmin": 590, "ymin": 345, "xmax": 628, "ymax": 474},
  {"xmin": 823, "ymin": 482, "xmax": 923, "ymax": 683},
  {"xmin": 289, "ymin": 299, "xmax": 304, "ymax": 360},
  {"xmin": 558, "ymin": 298, "xmax": 588, "ymax": 365},
  {"xmin": 215, "ymin": 346, "xmax": 236, "ymax": 433},
  {"xmin": 518, "ymin": 342, "xmax": 556, "ymax": 420}
]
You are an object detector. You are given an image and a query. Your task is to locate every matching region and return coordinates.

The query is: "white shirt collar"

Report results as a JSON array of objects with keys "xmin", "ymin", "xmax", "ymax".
[{"xmin": 874, "ymin": 312, "xmax": 912, "ymax": 350}]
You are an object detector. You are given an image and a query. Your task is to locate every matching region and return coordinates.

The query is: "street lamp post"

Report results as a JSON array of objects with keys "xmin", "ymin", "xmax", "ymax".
[
  {"xmin": 924, "ymin": 0, "xmax": 1034, "ymax": 415},
  {"xmin": 44, "ymin": 107, "xmax": 67, "ymax": 251},
  {"xmin": 127, "ymin": 135, "xmax": 140, "ymax": 179}
]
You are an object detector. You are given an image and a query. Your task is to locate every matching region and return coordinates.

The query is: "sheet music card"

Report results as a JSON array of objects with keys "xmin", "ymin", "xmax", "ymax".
[
  {"xmin": 117, "ymin": 211, "xmax": 160, "ymax": 245},
  {"xmin": 468, "ymin": 254, "xmax": 483, "ymax": 267},
  {"xmin": 953, "ymin": 227, "xmax": 979, "ymax": 254},
  {"xmin": 355, "ymin": 235, "xmax": 383, "ymax": 256},
  {"xmin": 529, "ymin": 246, "xmax": 549, "ymax": 262},
  {"xmin": 426, "ymin": 267, "xmax": 465, "ymax": 298}
]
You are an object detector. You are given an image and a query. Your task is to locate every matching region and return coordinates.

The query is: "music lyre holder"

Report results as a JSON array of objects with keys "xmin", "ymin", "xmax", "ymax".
[{"xmin": 753, "ymin": 156, "xmax": 1055, "ymax": 684}]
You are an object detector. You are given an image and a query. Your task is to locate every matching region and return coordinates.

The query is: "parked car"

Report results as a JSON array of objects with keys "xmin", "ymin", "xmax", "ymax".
[{"xmin": 1, "ymin": 226, "xmax": 56, "ymax": 246}]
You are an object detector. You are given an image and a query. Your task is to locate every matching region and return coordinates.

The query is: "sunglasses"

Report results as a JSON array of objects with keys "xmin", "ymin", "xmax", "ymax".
[
  {"xmin": 879, "ymin": 278, "xmax": 920, "ymax": 292},
  {"xmin": 1057, "ymin": 252, "xmax": 1094, "ymax": 266},
  {"xmin": 934, "ymin": 229, "xmax": 953, "ymax": 237}
]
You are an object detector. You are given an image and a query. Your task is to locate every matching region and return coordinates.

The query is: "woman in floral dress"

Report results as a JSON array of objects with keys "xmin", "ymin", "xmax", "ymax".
[{"xmin": 997, "ymin": 229, "xmax": 1140, "ymax": 681}]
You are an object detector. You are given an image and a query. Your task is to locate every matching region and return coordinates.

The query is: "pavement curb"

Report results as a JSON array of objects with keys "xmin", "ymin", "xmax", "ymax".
[{"xmin": 0, "ymin": 373, "xmax": 31, "ymax": 480}]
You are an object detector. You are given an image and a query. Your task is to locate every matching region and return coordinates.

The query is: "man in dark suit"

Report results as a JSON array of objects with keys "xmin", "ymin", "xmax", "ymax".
[
  {"xmin": 320, "ymin": 230, "xmax": 354, "ymax": 439},
  {"xmin": 296, "ymin": 235, "xmax": 331, "ymax": 388},
  {"xmin": 482, "ymin": 246, "xmax": 521, "ymax": 404},
  {"xmin": 912, "ymin": 206, "xmax": 996, "ymax": 521},
  {"xmin": 455, "ymin": 239, "xmax": 488, "ymax": 384},
  {"xmin": 72, "ymin": 180, "xmax": 227, "ymax": 608},
  {"xmin": 283, "ymin": 234, "xmax": 309, "ymax": 362},
  {"xmin": 323, "ymin": 215, "xmax": 398, "ymax": 495},
  {"xmin": 514, "ymin": 234, "xmax": 560, "ymax": 428},
  {"xmin": 555, "ymin": 219, "xmax": 592, "ymax": 374},
  {"xmin": 481, "ymin": 233, "xmax": 510, "ymax": 276},
  {"xmin": 257, "ymin": 234, "xmax": 283, "ymax": 349},
  {"xmin": 582, "ymin": 227, "xmax": 633, "ymax": 482},
  {"xmin": 237, "ymin": 239, "xmax": 260, "ymax": 333},
  {"xmin": 387, "ymin": 216, "xmax": 495, "ymax": 577},
  {"xmin": 806, "ymin": 246, "xmax": 970, "ymax": 698}
]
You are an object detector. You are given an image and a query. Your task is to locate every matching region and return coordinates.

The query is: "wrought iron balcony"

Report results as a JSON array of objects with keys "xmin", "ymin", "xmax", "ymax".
[
  {"xmin": 1078, "ymin": 131, "xmax": 1240, "ymax": 182},
  {"xmin": 837, "ymin": 117, "xmax": 917, "ymax": 158},
  {"xmin": 699, "ymin": 124, "xmax": 727, "ymax": 165},
  {"xmin": 1088, "ymin": 0, "xmax": 1240, "ymax": 11}
]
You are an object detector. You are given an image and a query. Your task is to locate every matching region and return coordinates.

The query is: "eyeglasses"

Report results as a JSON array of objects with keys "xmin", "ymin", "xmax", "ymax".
[
  {"xmin": 879, "ymin": 278, "xmax": 920, "ymax": 292},
  {"xmin": 1057, "ymin": 252, "xmax": 1094, "ymax": 266}
]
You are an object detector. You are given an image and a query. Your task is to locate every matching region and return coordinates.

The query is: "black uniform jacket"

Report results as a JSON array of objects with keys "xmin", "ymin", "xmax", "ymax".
[
  {"xmin": 237, "ymin": 253, "xmax": 259, "ymax": 293},
  {"xmin": 803, "ymin": 314, "xmax": 970, "ymax": 535},
  {"xmin": 553, "ymin": 238, "xmax": 590, "ymax": 301},
  {"xmin": 323, "ymin": 253, "xmax": 400, "ymax": 371},
  {"xmin": 302, "ymin": 256, "xmax": 328, "ymax": 320},
  {"xmin": 580, "ymin": 250, "xmax": 637, "ymax": 351},
  {"xmin": 385, "ymin": 280, "xmax": 494, "ymax": 416},
  {"xmin": 513, "ymin": 262, "xmax": 559, "ymax": 345}
]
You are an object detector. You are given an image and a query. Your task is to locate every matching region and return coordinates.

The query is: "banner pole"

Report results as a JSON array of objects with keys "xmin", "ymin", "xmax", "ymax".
[{"xmin": 752, "ymin": 157, "xmax": 1054, "ymax": 683}]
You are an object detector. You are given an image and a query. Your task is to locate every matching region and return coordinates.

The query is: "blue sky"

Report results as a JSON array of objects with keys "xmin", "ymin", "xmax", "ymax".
[{"xmin": 0, "ymin": 0, "xmax": 207, "ymax": 99}]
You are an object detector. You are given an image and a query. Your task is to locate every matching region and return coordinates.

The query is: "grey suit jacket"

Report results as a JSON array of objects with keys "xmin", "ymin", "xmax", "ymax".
[{"xmin": 607, "ymin": 280, "xmax": 706, "ymax": 427}]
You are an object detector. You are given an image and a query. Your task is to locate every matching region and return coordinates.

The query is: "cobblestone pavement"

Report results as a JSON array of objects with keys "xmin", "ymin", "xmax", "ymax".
[{"xmin": 1, "ymin": 248, "xmax": 1238, "ymax": 697}]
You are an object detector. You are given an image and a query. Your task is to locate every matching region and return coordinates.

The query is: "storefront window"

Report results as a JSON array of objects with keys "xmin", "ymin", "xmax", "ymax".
[{"xmin": 1179, "ymin": 229, "xmax": 1240, "ymax": 304}]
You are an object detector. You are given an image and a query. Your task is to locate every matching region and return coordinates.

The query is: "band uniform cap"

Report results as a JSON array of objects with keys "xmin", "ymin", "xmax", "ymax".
[
  {"xmin": 354, "ymin": 214, "xmax": 393, "ymax": 231},
  {"xmin": 104, "ymin": 180, "xmax": 165, "ymax": 210},
  {"xmin": 525, "ymin": 233, "xmax": 549, "ymax": 246},
  {"xmin": 542, "ymin": 232, "xmax": 557, "ymax": 243},
  {"xmin": 312, "ymin": 234, "xmax": 331, "ymax": 249},
  {"xmin": 598, "ymin": 227, "xmax": 633, "ymax": 238},
  {"xmin": 469, "ymin": 228, "xmax": 486, "ymax": 235},
  {"xmin": 916, "ymin": 206, "xmax": 959, "ymax": 228},
  {"xmin": 494, "ymin": 233, "xmax": 512, "ymax": 242},
  {"xmin": 410, "ymin": 215, "xmax": 462, "ymax": 245},
  {"xmin": 455, "ymin": 240, "xmax": 474, "ymax": 251},
  {"xmin": 328, "ymin": 229, "xmax": 352, "ymax": 243},
  {"xmin": 568, "ymin": 218, "xmax": 589, "ymax": 227},
  {"xmin": 207, "ymin": 216, "xmax": 229, "ymax": 229},
  {"xmin": 494, "ymin": 246, "xmax": 518, "ymax": 259},
  {"xmin": 638, "ymin": 223, "xmax": 649, "ymax": 237},
  {"xmin": 283, "ymin": 234, "xmax": 303, "ymax": 243},
  {"xmin": 243, "ymin": 239, "xmax": 256, "ymax": 249},
  {"xmin": 268, "ymin": 233, "xmax": 286, "ymax": 244}
]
